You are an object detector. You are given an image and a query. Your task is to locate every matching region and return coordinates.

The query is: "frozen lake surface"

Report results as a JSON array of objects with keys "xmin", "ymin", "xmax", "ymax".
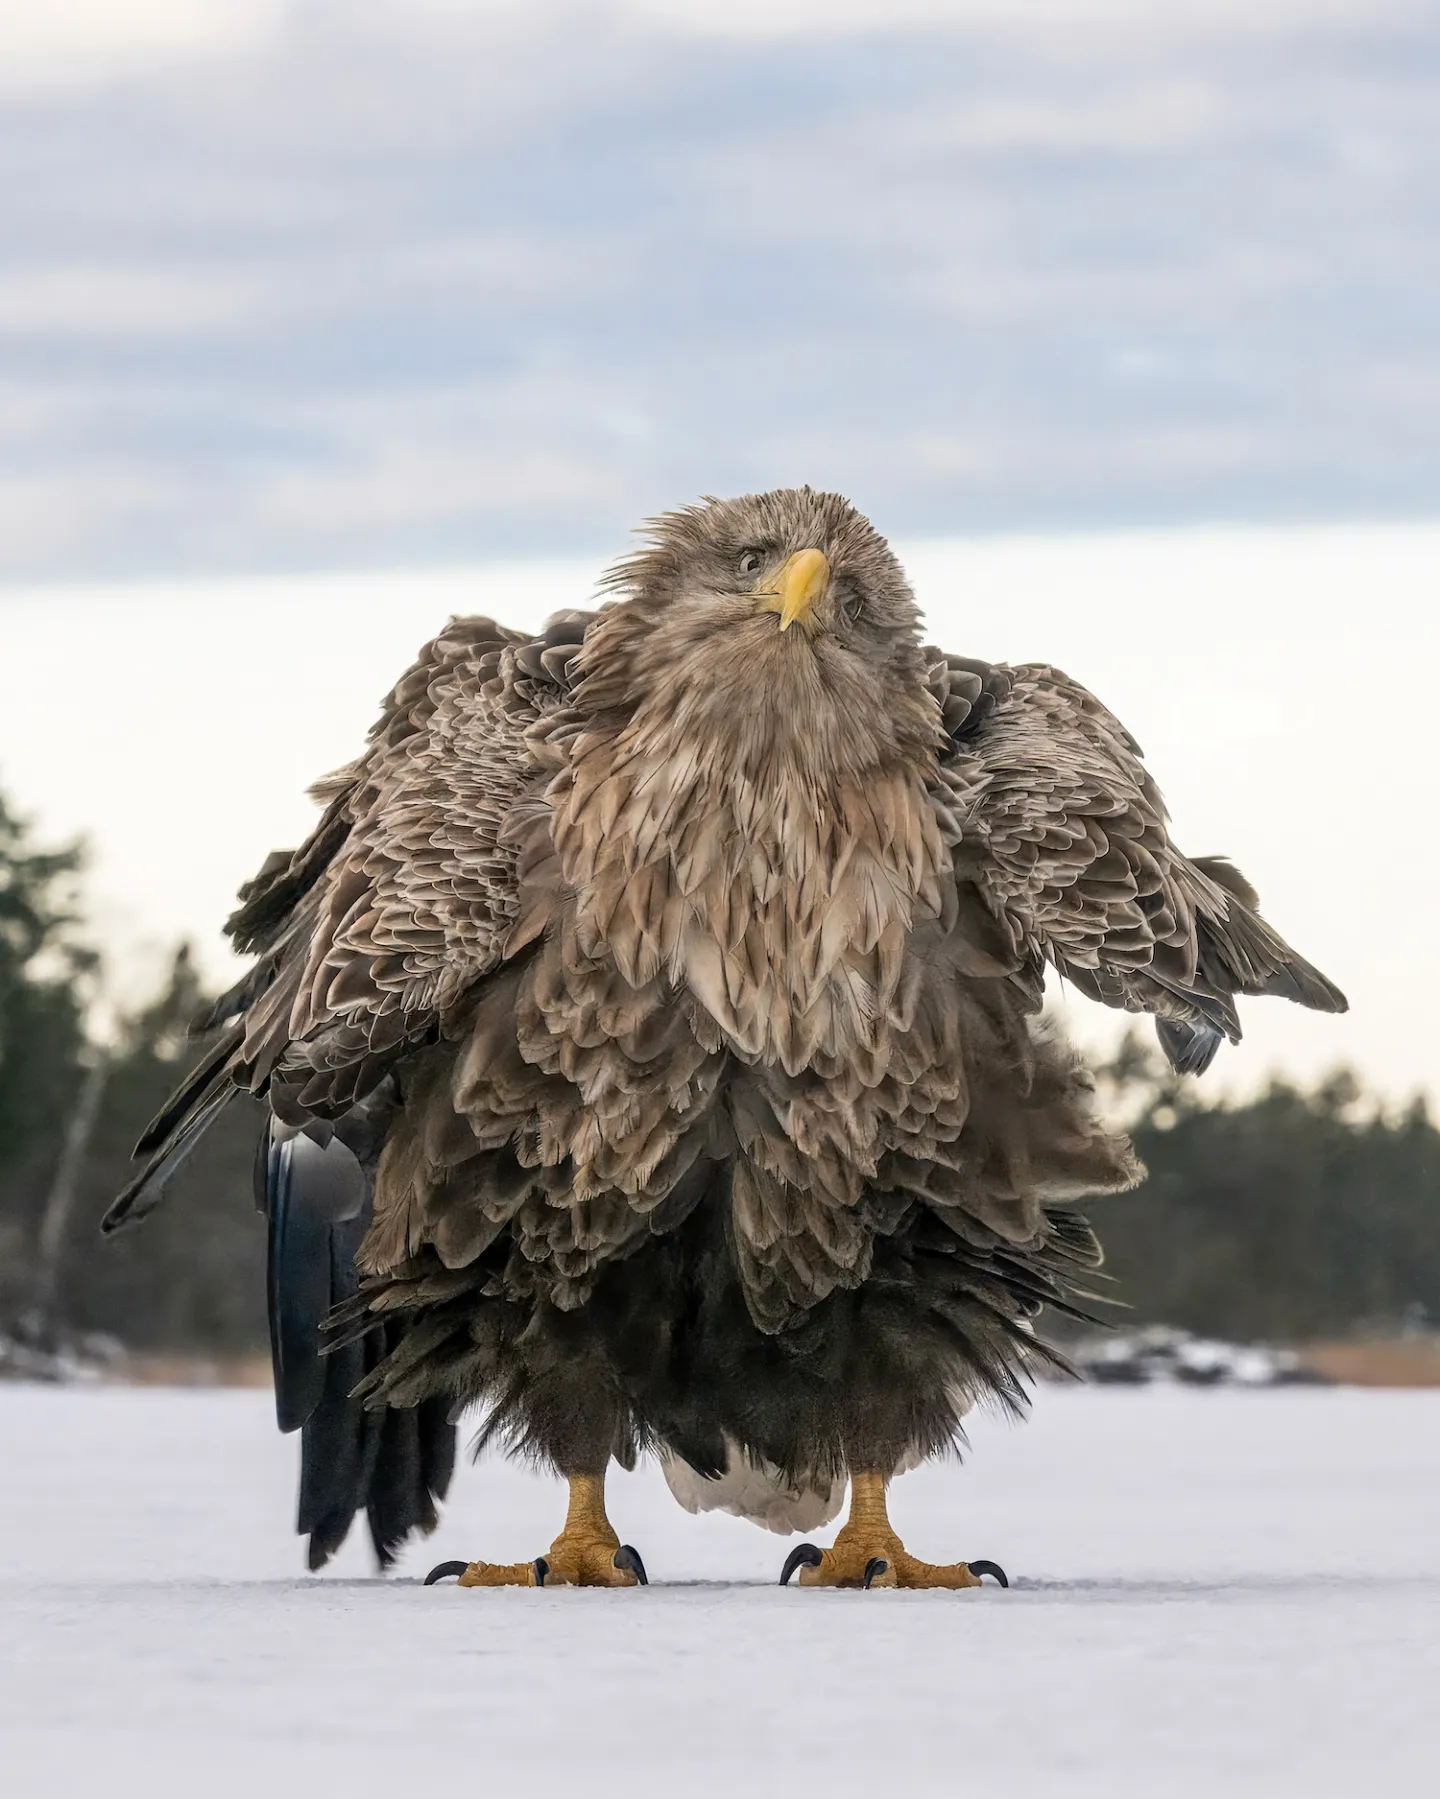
[{"xmin": 2, "ymin": 1382, "xmax": 1436, "ymax": 1797}]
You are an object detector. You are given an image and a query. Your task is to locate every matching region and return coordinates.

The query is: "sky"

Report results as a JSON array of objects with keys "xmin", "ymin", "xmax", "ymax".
[
  {"xmin": 1, "ymin": 1, "xmax": 1439, "ymax": 578},
  {"xmin": 0, "ymin": 3, "xmax": 1434, "ymax": 1101}
]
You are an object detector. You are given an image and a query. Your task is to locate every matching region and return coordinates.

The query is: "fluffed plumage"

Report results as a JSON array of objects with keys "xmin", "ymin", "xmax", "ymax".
[{"xmin": 107, "ymin": 489, "xmax": 1346, "ymax": 1563}]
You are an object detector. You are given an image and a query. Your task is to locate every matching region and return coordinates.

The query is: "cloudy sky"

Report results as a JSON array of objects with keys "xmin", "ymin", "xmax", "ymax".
[
  {"xmin": 2, "ymin": 0, "xmax": 1438, "ymax": 580},
  {"xmin": 1, "ymin": 4, "xmax": 1435, "ymax": 1102}
]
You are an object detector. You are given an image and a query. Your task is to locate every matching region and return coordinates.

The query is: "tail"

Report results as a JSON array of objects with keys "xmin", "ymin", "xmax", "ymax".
[
  {"xmin": 260, "ymin": 1123, "xmax": 455, "ymax": 1569},
  {"xmin": 661, "ymin": 1441, "xmax": 845, "ymax": 1536}
]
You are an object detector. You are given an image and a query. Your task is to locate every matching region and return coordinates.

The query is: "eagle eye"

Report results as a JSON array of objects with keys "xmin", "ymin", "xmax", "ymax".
[
  {"xmin": 838, "ymin": 584, "xmax": 865, "ymax": 626},
  {"xmin": 737, "ymin": 548, "xmax": 764, "ymax": 579}
]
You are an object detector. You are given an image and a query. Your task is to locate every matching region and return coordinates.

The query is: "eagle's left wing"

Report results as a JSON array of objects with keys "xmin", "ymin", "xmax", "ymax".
[{"xmin": 924, "ymin": 653, "xmax": 1347, "ymax": 1074}]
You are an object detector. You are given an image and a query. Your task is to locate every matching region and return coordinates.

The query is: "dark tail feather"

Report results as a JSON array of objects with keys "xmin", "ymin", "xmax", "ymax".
[
  {"xmin": 298, "ymin": 1306, "xmax": 385, "ymax": 1569},
  {"xmin": 297, "ymin": 1321, "xmax": 454, "ymax": 1571},
  {"xmin": 262, "ymin": 1123, "xmax": 455, "ymax": 1569},
  {"xmin": 266, "ymin": 1130, "xmax": 367, "ymax": 1429},
  {"xmin": 364, "ymin": 1393, "xmax": 456, "ymax": 1568}
]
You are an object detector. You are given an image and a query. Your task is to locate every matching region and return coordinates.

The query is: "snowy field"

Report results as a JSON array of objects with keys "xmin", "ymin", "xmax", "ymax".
[{"xmin": 2, "ymin": 1384, "xmax": 1437, "ymax": 1797}]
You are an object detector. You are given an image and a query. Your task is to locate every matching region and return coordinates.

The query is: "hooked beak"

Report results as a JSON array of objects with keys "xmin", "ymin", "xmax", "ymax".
[{"xmin": 756, "ymin": 548, "xmax": 830, "ymax": 634}]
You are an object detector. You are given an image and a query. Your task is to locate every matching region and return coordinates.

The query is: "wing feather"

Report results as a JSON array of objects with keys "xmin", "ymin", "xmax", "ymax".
[
  {"xmin": 924, "ymin": 654, "xmax": 1347, "ymax": 1074},
  {"xmin": 105, "ymin": 608, "xmax": 598, "ymax": 1230}
]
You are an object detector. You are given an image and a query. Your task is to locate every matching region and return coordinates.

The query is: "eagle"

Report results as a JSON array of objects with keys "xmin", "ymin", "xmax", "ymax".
[{"xmin": 106, "ymin": 489, "xmax": 1346, "ymax": 1590}]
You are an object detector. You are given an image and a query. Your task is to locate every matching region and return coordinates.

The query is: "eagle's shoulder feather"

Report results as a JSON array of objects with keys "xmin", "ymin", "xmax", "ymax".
[{"xmin": 243, "ymin": 609, "xmax": 599, "ymax": 1117}]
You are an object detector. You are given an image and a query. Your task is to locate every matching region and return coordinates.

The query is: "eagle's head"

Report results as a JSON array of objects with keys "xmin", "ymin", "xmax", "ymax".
[
  {"xmin": 581, "ymin": 488, "xmax": 941, "ymax": 790},
  {"xmin": 548, "ymin": 492, "xmax": 952, "ymax": 1062}
]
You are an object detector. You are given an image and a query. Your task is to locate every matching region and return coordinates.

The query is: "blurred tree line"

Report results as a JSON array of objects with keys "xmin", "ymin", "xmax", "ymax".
[
  {"xmin": 0, "ymin": 779, "xmax": 1436, "ymax": 1355},
  {"xmin": 0, "ymin": 789, "xmax": 264, "ymax": 1354},
  {"xmin": 1092, "ymin": 1036, "xmax": 1439, "ymax": 1340}
]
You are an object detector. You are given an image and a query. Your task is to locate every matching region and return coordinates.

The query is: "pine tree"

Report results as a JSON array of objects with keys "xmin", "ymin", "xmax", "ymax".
[{"xmin": 0, "ymin": 791, "xmax": 93, "ymax": 1321}]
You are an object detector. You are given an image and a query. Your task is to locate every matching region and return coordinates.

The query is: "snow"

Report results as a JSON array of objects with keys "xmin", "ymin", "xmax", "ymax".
[{"xmin": 2, "ymin": 1383, "xmax": 1437, "ymax": 1797}]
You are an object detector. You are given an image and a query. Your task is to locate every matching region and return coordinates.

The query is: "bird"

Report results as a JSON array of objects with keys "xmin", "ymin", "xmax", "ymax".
[{"xmin": 105, "ymin": 487, "xmax": 1347, "ymax": 1589}]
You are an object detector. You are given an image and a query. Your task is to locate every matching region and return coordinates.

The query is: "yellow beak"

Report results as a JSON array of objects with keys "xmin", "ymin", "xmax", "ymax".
[{"xmin": 758, "ymin": 548, "xmax": 830, "ymax": 633}]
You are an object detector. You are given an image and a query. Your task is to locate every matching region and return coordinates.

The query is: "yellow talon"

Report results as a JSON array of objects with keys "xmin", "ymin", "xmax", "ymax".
[
  {"xmin": 784, "ymin": 1472, "xmax": 991, "ymax": 1591},
  {"xmin": 455, "ymin": 1557, "xmax": 545, "ymax": 1588},
  {"xmin": 435, "ymin": 1471, "xmax": 647, "ymax": 1589}
]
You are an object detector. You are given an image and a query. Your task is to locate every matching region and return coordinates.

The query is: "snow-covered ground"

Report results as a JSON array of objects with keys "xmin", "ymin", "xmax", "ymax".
[{"xmin": 2, "ymin": 1383, "xmax": 1436, "ymax": 1797}]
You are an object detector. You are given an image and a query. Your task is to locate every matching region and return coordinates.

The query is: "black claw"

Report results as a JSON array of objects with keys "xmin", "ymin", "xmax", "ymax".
[
  {"xmin": 613, "ymin": 1545, "xmax": 649, "ymax": 1585},
  {"xmin": 862, "ymin": 1558, "xmax": 889, "ymax": 1589},
  {"xmin": 423, "ymin": 1561, "xmax": 469, "ymax": 1586},
  {"xmin": 966, "ymin": 1559, "xmax": 1009, "ymax": 1588},
  {"xmin": 780, "ymin": 1542, "xmax": 824, "ymax": 1585},
  {"xmin": 533, "ymin": 1557, "xmax": 549, "ymax": 1587}
]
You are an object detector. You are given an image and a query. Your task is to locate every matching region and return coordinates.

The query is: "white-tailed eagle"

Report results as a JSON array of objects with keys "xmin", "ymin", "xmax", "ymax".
[{"xmin": 107, "ymin": 490, "xmax": 1345, "ymax": 1589}]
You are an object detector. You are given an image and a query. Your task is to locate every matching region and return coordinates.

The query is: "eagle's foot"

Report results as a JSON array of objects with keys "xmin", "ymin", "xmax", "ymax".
[
  {"xmin": 430, "ymin": 1472, "xmax": 646, "ymax": 1590},
  {"xmin": 779, "ymin": 1473, "xmax": 1006, "ymax": 1592},
  {"xmin": 528, "ymin": 1522, "xmax": 642, "ymax": 1588},
  {"xmin": 781, "ymin": 1533, "xmax": 981, "ymax": 1590},
  {"xmin": 453, "ymin": 1557, "xmax": 546, "ymax": 1588}
]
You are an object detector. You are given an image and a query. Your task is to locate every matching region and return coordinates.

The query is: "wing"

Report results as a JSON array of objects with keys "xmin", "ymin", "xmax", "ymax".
[
  {"xmin": 103, "ymin": 607, "xmax": 597, "ymax": 1232},
  {"xmin": 923, "ymin": 653, "xmax": 1347, "ymax": 1074}
]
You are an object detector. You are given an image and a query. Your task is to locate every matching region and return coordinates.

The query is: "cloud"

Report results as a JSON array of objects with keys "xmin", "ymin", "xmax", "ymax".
[
  {"xmin": 899, "ymin": 84, "xmax": 1233, "ymax": 156},
  {"xmin": 630, "ymin": 0, "xmax": 1431, "ymax": 50},
  {"xmin": 0, "ymin": 265, "xmax": 267, "ymax": 338},
  {"xmin": 0, "ymin": 1, "xmax": 287, "ymax": 93},
  {"xmin": 0, "ymin": 1, "xmax": 1437, "ymax": 579},
  {"xmin": 1, "ymin": 2, "xmax": 1429, "ymax": 97}
]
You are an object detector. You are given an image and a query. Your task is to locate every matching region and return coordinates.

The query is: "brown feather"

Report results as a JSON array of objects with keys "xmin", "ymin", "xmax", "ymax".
[{"xmin": 117, "ymin": 488, "xmax": 1344, "ymax": 1532}]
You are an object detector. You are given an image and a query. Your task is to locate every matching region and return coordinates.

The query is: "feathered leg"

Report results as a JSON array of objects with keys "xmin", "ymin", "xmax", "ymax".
[
  {"xmin": 426, "ymin": 1467, "xmax": 647, "ymax": 1589},
  {"xmin": 779, "ymin": 1472, "xmax": 1007, "ymax": 1591}
]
